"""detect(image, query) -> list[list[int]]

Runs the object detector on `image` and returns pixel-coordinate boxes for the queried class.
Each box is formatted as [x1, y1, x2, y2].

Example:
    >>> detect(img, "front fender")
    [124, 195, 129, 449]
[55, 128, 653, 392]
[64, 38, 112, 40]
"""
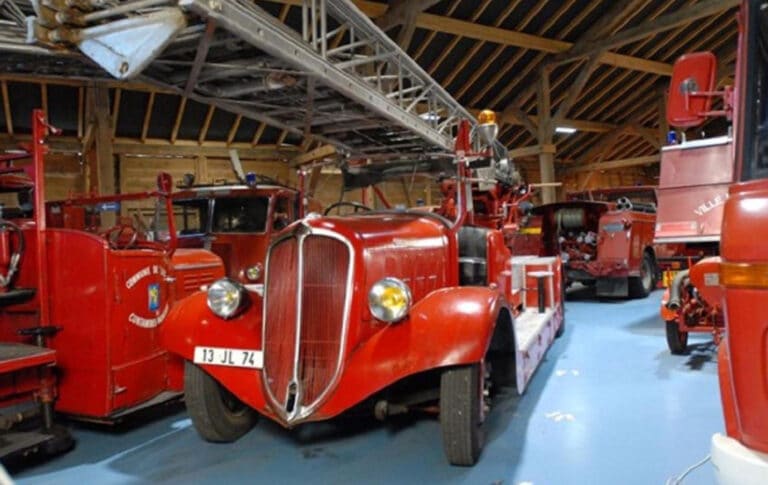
[160, 291, 264, 359]
[322, 286, 507, 416]
[160, 290, 269, 412]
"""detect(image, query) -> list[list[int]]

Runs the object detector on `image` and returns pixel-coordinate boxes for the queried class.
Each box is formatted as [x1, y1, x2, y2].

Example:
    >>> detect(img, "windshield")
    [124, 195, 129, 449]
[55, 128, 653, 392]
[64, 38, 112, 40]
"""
[212, 196, 270, 233]
[743, 0, 768, 180]
[172, 199, 209, 234]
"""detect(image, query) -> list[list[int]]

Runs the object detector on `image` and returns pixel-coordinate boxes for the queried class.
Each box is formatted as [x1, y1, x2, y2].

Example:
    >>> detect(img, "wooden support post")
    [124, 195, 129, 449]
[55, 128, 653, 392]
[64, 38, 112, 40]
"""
[92, 84, 116, 225]
[537, 68, 556, 204]
[195, 155, 209, 184]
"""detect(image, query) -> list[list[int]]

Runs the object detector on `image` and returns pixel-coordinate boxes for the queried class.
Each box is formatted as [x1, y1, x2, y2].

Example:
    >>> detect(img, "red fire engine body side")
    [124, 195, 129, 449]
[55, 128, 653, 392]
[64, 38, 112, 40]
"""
[163, 212, 563, 425]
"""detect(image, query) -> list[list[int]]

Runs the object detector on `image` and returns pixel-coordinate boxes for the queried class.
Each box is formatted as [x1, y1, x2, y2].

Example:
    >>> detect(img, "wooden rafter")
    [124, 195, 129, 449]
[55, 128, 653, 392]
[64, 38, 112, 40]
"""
[561, 155, 660, 174]
[251, 122, 266, 146]
[1, 81, 12, 136]
[425, 0, 493, 75]
[227, 114, 243, 145]
[552, 0, 740, 66]
[170, 97, 187, 144]
[439, 0, 524, 89]
[375, 0, 441, 49]
[198, 105, 216, 144]
[140, 91, 156, 142]
[411, 0, 461, 62]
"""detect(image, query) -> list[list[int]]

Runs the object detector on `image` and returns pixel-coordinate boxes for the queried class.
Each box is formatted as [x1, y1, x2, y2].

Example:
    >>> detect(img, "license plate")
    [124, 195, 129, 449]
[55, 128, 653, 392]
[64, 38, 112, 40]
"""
[193, 346, 263, 369]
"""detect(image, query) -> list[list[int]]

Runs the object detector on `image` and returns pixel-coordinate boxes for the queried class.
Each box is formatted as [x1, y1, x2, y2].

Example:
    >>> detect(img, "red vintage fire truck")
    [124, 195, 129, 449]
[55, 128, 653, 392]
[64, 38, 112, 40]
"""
[162, 113, 565, 466]
[0, 111, 226, 431]
[512, 187, 659, 298]
[655, 52, 734, 354]
[171, 176, 318, 285]
[672, 1, 768, 481]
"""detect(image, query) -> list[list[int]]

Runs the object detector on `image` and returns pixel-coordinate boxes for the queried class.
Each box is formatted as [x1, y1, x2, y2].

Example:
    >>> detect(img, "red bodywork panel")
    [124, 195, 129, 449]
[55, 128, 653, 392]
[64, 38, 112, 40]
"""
[719, 179, 768, 453]
[656, 137, 734, 244]
[0, 228, 224, 419]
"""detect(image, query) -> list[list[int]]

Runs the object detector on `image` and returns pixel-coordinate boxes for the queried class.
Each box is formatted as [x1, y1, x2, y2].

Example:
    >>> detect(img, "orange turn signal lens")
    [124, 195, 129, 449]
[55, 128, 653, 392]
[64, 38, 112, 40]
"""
[478, 109, 497, 125]
[720, 263, 768, 289]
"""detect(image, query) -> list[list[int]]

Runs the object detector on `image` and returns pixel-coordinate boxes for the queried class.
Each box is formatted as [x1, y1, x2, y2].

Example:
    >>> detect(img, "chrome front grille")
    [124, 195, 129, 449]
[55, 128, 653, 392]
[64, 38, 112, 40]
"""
[263, 228, 352, 423]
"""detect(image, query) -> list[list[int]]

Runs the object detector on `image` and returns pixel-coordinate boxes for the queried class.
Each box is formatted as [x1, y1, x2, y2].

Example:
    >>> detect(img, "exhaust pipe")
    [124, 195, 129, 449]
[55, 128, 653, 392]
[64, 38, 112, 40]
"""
[666, 269, 690, 310]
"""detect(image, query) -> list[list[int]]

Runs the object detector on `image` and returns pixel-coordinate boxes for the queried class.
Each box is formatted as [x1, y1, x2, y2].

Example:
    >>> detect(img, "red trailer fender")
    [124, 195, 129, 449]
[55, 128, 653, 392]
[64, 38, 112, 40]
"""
[689, 256, 725, 307]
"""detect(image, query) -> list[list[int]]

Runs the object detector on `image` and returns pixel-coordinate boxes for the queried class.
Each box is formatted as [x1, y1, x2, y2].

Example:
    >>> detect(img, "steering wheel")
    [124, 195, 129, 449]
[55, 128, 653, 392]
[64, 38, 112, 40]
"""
[323, 201, 374, 216]
[101, 224, 139, 249]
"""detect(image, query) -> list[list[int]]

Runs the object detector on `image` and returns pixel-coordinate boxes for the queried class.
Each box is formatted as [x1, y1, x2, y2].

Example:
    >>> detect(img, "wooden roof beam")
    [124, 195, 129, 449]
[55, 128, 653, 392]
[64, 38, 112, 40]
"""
[560, 155, 660, 174]
[271, 0, 672, 75]
[552, 0, 740, 66]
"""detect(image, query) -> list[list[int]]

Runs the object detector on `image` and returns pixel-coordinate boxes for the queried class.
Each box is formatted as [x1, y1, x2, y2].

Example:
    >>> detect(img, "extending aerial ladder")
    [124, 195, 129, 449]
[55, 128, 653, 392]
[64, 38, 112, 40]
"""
[0, 0, 496, 161]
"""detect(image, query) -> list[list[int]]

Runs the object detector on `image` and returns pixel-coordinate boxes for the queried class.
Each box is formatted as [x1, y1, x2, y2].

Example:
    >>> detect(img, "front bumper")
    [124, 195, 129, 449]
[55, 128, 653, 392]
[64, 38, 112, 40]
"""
[712, 433, 768, 485]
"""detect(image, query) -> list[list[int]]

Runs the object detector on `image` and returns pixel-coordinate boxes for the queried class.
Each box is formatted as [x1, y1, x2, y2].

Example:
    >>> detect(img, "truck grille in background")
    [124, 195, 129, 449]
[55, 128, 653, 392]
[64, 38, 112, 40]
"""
[263, 233, 350, 419]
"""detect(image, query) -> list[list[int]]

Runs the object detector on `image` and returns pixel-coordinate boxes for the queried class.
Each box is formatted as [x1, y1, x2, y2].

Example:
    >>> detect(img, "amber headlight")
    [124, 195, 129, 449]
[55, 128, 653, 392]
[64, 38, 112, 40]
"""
[368, 277, 412, 323]
[207, 278, 247, 319]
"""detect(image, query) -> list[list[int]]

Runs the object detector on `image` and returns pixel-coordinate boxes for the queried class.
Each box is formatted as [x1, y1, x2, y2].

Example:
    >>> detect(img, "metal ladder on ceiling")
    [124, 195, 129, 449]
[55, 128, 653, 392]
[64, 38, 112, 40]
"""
[1, 0, 483, 161]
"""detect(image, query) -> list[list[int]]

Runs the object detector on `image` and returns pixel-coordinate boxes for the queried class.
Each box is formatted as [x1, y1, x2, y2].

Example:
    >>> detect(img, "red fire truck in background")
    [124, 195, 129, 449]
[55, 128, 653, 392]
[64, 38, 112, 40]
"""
[171, 176, 320, 286]
[662, 1, 768, 482]
[655, 51, 733, 354]
[510, 186, 659, 299]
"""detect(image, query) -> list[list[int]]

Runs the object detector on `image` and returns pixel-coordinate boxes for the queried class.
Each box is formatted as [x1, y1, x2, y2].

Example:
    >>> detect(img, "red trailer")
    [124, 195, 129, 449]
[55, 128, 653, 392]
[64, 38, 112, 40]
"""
[655, 52, 734, 354]
[514, 187, 659, 299]
[161, 114, 564, 466]
[0, 111, 226, 424]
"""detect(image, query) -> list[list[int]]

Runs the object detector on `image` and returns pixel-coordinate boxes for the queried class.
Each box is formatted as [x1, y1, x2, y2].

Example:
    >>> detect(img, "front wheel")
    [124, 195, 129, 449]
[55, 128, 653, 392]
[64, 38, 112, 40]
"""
[440, 364, 485, 466]
[184, 362, 257, 442]
[629, 252, 655, 299]
[665, 321, 689, 355]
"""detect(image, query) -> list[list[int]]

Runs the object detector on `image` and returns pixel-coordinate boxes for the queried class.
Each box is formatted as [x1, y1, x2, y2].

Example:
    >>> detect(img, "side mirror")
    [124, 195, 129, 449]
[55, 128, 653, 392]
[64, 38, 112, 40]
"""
[667, 52, 717, 128]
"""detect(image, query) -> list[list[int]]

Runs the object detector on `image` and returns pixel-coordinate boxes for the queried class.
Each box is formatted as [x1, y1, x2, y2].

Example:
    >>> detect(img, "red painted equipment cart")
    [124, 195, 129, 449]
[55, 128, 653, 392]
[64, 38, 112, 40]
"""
[0, 111, 73, 461]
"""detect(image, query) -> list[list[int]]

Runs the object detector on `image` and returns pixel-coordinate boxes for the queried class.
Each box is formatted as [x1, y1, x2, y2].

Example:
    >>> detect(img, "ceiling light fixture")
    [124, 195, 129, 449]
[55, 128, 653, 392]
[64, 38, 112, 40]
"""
[555, 126, 577, 134]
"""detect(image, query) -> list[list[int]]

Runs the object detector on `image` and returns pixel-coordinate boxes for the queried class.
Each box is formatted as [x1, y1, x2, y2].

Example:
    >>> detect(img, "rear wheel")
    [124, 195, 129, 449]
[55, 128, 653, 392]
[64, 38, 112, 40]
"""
[665, 321, 689, 355]
[440, 363, 484, 466]
[184, 362, 257, 442]
[629, 252, 655, 298]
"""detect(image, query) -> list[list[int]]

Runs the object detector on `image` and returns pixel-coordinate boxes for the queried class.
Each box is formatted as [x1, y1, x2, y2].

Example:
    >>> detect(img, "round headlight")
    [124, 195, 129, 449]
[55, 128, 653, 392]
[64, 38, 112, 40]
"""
[207, 278, 247, 319]
[245, 263, 263, 282]
[368, 277, 412, 323]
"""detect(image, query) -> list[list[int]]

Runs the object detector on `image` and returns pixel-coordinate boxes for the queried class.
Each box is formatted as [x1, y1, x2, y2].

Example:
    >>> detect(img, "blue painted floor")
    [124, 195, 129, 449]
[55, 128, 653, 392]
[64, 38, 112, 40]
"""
[13, 288, 722, 484]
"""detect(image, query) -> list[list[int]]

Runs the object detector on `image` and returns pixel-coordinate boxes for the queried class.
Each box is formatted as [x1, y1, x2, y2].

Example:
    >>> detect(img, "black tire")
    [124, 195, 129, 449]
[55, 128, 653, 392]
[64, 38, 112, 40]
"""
[184, 361, 257, 442]
[666, 321, 689, 355]
[629, 252, 655, 299]
[440, 364, 484, 466]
